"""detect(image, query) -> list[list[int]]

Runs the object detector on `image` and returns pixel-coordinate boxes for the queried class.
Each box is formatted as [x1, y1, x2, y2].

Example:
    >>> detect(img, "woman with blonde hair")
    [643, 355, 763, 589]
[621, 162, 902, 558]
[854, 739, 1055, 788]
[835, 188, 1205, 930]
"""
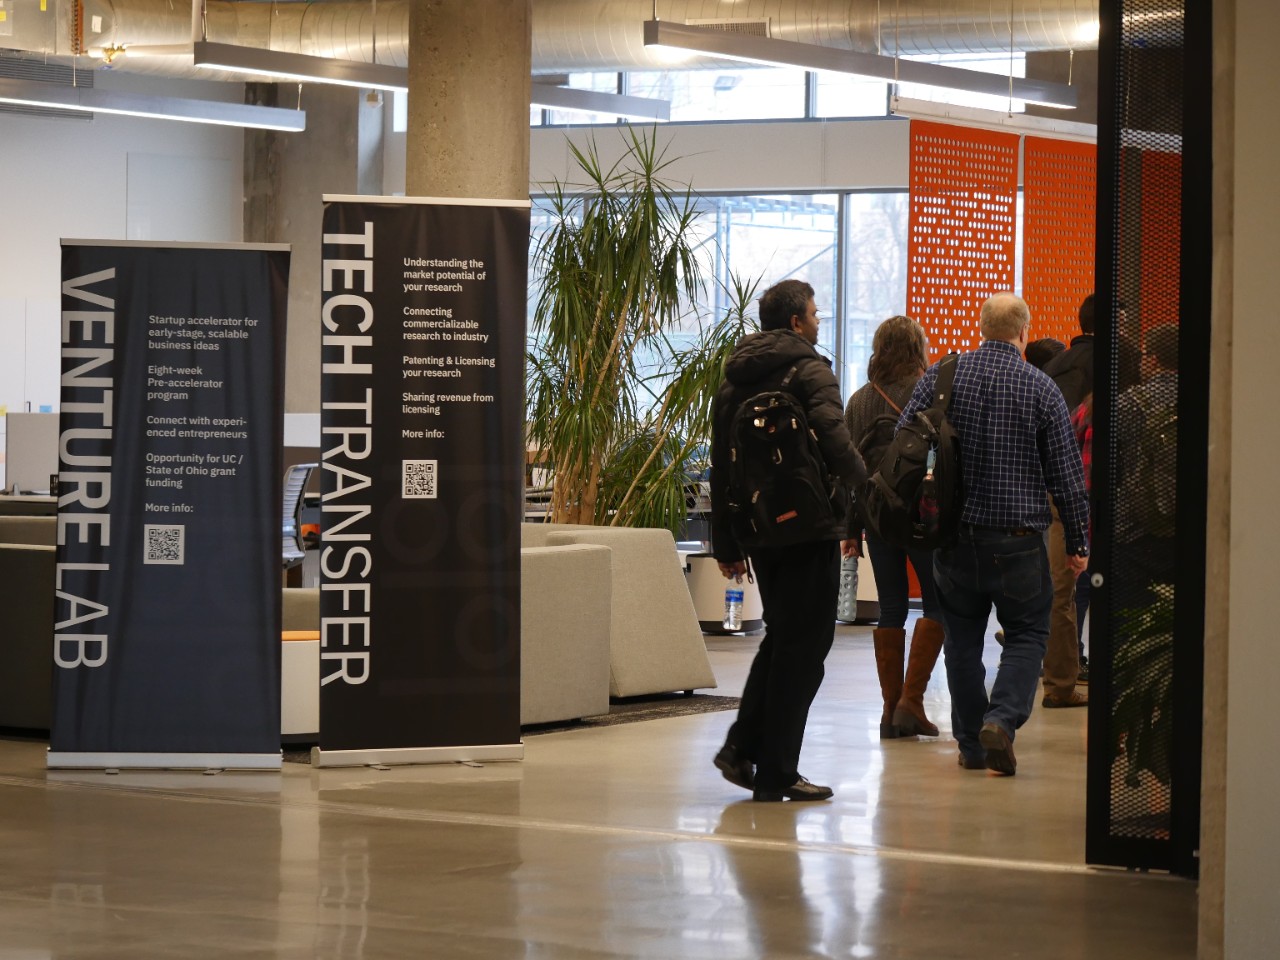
[844, 315, 947, 739]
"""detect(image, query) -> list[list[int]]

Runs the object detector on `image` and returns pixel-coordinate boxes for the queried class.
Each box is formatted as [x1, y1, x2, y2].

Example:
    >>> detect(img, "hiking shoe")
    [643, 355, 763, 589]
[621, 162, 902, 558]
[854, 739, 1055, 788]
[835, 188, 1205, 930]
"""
[979, 722, 1017, 776]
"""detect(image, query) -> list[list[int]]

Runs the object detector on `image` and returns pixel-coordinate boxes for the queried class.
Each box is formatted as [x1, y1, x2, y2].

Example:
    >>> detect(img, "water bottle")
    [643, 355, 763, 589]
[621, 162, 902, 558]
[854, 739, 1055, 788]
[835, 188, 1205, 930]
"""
[723, 585, 744, 632]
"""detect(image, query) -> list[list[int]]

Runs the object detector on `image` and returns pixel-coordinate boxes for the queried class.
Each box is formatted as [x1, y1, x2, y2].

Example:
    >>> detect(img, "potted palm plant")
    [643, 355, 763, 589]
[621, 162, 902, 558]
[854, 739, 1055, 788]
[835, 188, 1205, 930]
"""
[527, 128, 757, 536]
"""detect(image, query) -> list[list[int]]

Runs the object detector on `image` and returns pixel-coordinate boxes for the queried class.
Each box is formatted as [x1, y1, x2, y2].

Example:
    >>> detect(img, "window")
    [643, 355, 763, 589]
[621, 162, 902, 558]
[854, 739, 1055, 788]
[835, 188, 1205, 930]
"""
[814, 74, 889, 118]
[626, 68, 807, 122]
[841, 192, 910, 392]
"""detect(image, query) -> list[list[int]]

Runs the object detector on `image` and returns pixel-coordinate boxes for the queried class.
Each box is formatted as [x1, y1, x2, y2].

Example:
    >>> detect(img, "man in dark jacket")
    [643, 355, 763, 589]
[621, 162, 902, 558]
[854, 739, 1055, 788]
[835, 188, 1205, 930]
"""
[709, 279, 865, 802]
[1043, 295, 1096, 410]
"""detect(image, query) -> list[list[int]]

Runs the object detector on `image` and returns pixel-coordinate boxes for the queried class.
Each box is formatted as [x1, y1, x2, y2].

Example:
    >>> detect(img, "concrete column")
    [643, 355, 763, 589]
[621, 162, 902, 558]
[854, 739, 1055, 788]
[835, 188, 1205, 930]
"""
[244, 83, 386, 415]
[405, 0, 531, 201]
[1203, 1, 1280, 957]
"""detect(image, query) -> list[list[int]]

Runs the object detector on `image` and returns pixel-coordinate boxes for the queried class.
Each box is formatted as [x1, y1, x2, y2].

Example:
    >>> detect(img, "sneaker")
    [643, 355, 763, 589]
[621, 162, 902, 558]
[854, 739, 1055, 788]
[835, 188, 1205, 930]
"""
[978, 722, 1016, 776]
[1077, 656, 1090, 685]
[752, 776, 834, 802]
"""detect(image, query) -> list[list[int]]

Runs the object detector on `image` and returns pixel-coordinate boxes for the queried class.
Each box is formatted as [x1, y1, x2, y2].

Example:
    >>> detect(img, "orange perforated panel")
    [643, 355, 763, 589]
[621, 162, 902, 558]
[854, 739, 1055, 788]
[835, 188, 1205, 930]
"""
[1138, 148, 1182, 331]
[1022, 137, 1098, 343]
[906, 120, 1019, 360]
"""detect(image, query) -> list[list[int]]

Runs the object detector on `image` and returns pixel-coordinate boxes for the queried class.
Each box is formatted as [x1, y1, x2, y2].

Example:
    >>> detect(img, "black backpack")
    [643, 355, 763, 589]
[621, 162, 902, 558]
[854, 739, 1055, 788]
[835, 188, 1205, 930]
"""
[726, 367, 838, 549]
[853, 385, 904, 529]
[861, 354, 962, 550]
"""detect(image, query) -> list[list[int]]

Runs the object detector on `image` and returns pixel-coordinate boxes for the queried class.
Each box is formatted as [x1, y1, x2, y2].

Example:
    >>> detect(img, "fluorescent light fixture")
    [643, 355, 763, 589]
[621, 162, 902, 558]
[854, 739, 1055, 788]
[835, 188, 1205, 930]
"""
[643, 20, 1079, 110]
[194, 41, 408, 92]
[0, 76, 306, 131]
[193, 41, 670, 119]
[890, 96, 1096, 143]
[531, 83, 670, 122]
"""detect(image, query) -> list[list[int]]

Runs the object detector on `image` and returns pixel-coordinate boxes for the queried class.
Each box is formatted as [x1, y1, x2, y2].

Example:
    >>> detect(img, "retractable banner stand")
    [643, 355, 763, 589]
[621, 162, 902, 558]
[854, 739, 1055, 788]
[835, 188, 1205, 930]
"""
[49, 241, 289, 770]
[315, 197, 529, 767]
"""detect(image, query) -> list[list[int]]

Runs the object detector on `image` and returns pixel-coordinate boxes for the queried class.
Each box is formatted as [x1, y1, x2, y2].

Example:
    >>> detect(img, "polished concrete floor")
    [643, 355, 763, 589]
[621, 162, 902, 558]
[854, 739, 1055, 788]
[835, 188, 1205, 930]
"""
[0, 621, 1196, 959]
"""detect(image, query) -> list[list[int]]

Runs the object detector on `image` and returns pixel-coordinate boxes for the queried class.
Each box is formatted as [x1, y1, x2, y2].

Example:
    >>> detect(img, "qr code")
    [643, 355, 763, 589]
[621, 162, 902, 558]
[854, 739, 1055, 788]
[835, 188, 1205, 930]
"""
[144, 524, 185, 565]
[402, 459, 438, 499]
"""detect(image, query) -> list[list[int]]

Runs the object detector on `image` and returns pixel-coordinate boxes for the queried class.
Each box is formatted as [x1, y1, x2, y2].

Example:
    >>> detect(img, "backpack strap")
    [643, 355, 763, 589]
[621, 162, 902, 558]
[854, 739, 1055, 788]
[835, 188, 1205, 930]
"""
[871, 382, 904, 416]
[930, 353, 960, 414]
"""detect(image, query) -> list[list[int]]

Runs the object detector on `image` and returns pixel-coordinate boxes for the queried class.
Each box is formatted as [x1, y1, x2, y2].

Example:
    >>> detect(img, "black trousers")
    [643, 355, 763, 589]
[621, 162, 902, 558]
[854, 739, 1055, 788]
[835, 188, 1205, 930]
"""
[725, 538, 841, 792]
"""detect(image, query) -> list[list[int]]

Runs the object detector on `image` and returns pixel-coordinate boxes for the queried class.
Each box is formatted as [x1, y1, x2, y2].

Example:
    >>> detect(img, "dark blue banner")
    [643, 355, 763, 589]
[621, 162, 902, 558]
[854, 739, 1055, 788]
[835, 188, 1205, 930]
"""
[50, 241, 288, 767]
[317, 198, 528, 763]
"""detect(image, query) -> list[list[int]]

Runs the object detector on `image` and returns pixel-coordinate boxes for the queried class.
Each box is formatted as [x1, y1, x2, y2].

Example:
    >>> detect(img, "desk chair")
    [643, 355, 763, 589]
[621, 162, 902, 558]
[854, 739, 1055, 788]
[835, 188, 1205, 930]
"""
[282, 462, 318, 587]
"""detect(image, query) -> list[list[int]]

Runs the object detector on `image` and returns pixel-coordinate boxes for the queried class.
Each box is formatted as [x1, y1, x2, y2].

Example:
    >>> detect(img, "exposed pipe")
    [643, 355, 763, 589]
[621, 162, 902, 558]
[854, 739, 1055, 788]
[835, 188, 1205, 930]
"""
[16, 0, 1103, 80]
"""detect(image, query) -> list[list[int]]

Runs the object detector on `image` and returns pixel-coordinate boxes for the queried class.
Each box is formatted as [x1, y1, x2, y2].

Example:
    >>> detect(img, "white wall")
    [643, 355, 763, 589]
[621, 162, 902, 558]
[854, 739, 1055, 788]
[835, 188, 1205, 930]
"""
[0, 71, 245, 416]
[529, 117, 911, 193]
[382, 116, 911, 197]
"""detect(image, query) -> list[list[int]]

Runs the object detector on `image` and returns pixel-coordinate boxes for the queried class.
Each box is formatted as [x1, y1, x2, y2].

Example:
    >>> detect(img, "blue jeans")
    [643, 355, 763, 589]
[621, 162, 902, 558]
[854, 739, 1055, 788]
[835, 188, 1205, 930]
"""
[932, 527, 1052, 762]
[865, 531, 942, 627]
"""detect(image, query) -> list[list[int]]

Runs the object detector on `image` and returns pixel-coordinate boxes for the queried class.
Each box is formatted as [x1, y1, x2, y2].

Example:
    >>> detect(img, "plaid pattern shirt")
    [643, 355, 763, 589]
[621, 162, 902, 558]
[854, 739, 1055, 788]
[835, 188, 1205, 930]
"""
[900, 339, 1090, 555]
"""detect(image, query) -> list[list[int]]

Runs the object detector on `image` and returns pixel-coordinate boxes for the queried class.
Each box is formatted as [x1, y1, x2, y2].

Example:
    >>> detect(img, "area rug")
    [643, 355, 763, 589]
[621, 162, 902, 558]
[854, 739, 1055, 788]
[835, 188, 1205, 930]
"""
[524, 693, 741, 736]
[281, 693, 741, 761]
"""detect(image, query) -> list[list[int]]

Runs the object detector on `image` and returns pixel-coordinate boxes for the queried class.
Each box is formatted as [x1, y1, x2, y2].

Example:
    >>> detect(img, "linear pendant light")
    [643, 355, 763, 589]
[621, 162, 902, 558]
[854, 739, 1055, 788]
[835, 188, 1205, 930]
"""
[532, 82, 670, 122]
[642, 20, 1079, 110]
[193, 41, 669, 121]
[0, 76, 306, 131]
[890, 96, 1097, 142]
[194, 41, 408, 93]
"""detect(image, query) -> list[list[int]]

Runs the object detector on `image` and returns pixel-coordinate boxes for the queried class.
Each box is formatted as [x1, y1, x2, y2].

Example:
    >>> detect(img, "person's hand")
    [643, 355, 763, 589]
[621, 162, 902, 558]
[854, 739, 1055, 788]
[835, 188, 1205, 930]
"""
[1067, 553, 1089, 576]
[840, 538, 862, 559]
[718, 560, 748, 580]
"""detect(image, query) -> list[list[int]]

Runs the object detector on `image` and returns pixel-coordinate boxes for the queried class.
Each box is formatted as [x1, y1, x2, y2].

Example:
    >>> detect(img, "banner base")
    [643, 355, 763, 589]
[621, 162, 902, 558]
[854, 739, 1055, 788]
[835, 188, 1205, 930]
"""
[46, 751, 282, 771]
[310, 742, 524, 769]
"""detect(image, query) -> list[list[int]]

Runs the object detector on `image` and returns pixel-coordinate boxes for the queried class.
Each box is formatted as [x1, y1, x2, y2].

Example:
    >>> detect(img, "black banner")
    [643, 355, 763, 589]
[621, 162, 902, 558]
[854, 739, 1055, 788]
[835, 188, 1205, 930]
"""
[317, 197, 528, 761]
[50, 241, 288, 767]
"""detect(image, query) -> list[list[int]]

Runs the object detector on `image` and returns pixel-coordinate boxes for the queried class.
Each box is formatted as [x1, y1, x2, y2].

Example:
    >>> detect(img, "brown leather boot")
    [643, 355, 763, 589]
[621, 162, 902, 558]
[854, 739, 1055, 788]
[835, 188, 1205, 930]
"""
[872, 628, 906, 739]
[892, 618, 945, 737]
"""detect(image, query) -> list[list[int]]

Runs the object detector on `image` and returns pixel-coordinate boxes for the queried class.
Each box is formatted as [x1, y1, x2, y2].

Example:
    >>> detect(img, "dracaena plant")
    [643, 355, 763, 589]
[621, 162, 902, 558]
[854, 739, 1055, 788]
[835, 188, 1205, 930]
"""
[527, 127, 757, 535]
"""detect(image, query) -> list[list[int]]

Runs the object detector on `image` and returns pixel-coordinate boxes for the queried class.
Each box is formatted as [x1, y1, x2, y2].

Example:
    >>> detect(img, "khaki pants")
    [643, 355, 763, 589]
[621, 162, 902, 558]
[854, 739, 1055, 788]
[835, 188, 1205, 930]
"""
[1042, 500, 1080, 699]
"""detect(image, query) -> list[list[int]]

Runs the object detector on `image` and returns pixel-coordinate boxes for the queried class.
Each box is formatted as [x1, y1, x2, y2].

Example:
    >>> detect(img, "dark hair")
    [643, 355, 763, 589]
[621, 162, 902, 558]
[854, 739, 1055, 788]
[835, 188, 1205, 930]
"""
[759, 279, 815, 331]
[1078, 294, 1096, 335]
[867, 315, 928, 383]
[1025, 337, 1066, 370]
[1145, 323, 1179, 371]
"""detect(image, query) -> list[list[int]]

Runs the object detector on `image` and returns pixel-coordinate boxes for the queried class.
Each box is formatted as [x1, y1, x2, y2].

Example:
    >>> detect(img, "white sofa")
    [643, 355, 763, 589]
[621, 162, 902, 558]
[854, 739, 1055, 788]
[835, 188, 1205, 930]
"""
[281, 586, 321, 740]
[523, 523, 718, 698]
[279, 539, 616, 734]
[519, 544, 611, 725]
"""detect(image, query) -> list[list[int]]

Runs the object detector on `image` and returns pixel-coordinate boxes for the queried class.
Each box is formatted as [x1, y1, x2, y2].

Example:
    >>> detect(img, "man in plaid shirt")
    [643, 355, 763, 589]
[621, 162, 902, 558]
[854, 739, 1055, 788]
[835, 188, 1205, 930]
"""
[899, 293, 1089, 775]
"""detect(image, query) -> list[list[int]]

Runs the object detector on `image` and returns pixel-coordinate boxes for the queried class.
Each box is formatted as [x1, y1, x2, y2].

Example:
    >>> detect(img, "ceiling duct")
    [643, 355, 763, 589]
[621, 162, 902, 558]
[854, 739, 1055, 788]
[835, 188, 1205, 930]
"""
[0, 49, 93, 120]
[5, 0, 1101, 81]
